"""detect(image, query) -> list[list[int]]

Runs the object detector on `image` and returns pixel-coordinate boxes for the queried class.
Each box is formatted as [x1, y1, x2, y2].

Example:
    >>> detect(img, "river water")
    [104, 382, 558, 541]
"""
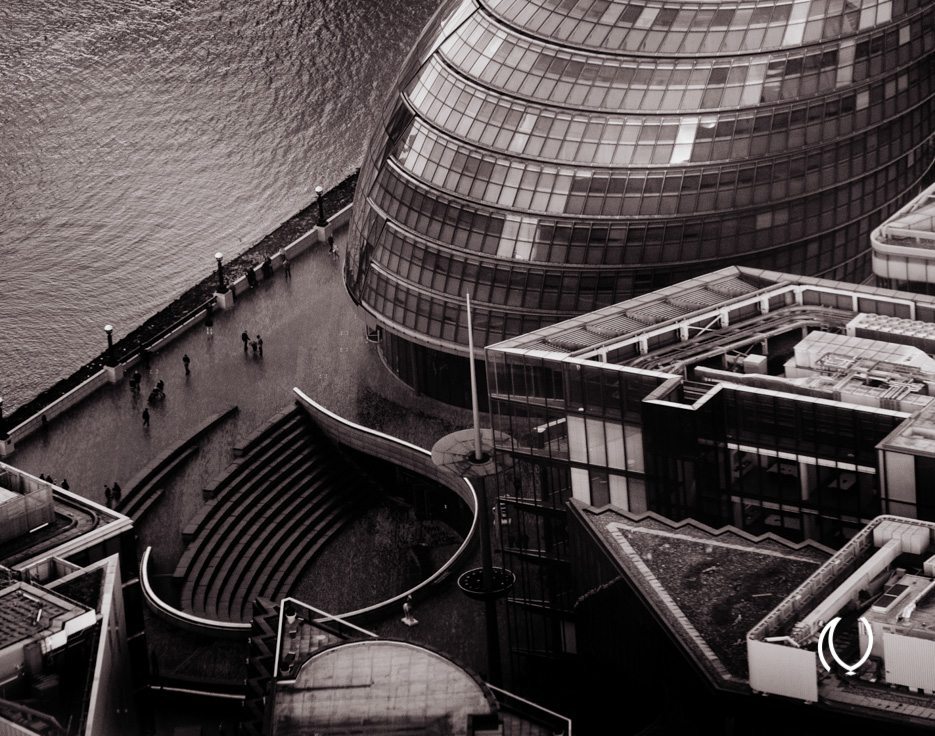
[0, 0, 439, 411]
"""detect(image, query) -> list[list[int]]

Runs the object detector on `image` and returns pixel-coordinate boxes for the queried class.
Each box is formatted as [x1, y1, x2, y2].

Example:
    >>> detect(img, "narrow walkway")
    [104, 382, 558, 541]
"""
[9, 229, 470, 509]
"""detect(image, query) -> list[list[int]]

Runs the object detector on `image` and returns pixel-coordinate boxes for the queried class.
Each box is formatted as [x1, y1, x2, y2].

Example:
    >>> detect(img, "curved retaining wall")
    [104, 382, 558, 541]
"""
[141, 393, 478, 637]
[292, 388, 479, 625]
[140, 546, 250, 639]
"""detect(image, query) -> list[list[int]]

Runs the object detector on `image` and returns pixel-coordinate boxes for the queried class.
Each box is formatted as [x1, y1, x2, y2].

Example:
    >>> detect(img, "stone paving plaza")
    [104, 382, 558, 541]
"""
[6, 225, 508, 690]
[11, 227, 471, 504]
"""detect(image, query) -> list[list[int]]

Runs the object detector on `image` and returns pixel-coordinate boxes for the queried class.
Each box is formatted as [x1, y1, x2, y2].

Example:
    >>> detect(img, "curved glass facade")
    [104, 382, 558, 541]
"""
[347, 0, 935, 406]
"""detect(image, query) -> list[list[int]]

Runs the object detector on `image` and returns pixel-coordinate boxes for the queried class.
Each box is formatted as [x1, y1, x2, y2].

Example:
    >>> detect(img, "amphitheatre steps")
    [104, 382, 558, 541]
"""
[174, 406, 379, 623]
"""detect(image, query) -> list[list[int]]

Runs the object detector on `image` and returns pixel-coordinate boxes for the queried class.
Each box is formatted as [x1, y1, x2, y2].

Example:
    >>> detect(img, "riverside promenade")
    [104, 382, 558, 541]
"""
[9, 226, 470, 506]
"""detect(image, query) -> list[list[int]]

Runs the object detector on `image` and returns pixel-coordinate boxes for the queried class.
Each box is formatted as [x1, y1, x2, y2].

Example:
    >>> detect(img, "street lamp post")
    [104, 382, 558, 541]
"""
[315, 185, 326, 227]
[104, 324, 115, 367]
[215, 251, 227, 293]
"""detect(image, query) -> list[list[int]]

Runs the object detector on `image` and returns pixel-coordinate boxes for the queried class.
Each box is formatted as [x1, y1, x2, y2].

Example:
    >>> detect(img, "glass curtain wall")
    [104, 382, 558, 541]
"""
[348, 0, 935, 406]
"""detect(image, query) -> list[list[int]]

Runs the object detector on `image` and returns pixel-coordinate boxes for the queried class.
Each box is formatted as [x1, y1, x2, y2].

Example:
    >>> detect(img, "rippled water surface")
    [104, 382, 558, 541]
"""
[0, 0, 439, 410]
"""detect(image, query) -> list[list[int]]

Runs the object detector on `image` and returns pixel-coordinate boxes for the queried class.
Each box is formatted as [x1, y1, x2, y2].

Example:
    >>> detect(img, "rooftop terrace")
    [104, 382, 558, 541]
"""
[0, 466, 128, 571]
[0, 582, 91, 651]
[872, 182, 935, 252]
[571, 502, 829, 686]
[489, 267, 935, 373]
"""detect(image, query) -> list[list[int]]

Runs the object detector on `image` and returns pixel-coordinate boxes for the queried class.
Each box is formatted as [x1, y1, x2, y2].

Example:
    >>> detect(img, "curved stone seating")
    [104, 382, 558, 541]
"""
[228, 484, 369, 622]
[183, 453, 320, 615]
[177, 410, 312, 557]
[174, 406, 378, 622]
[175, 439, 314, 580]
[199, 465, 332, 619]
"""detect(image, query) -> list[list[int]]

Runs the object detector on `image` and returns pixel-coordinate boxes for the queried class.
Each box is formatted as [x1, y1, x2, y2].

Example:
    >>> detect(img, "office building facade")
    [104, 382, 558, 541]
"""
[346, 0, 935, 406]
[485, 267, 935, 677]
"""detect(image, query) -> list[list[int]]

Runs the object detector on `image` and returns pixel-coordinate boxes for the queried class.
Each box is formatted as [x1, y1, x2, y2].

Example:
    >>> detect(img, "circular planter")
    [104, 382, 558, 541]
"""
[457, 567, 515, 600]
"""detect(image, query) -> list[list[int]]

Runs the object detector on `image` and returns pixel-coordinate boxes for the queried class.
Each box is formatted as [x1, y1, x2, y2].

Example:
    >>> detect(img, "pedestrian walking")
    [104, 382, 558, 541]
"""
[256, 335, 263, 357]
[262, 254, 273, 279]
[112, 482, 122, 504]
[205, 303, 214, 337]
[142, 408, 150, 428]
[281, 252, 291, 279]
[104, 485, 113, 508]
[250, 339, 258, 356]
[183, 354, 191, 375]
[241, 330, 249, 352]
[61, 479, 70, 490]
[246, 266, 258, 289]
[328, 235, 337, 257]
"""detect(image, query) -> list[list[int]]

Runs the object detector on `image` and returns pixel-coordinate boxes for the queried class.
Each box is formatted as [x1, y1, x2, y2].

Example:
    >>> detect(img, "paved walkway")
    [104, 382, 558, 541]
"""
[9, 226, 527, 732]
[9, 227, 471, 508]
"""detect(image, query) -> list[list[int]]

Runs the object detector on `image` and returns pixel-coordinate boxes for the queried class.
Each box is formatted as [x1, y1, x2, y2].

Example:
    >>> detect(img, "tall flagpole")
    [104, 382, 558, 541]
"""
[431, 292, 512, 686]
[466, 292, 483, 462]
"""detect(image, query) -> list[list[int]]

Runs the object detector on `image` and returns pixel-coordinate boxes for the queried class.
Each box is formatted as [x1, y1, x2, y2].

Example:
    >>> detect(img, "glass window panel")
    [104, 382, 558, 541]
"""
[625, 425, 644, 471]
[609, 474, 629, 510]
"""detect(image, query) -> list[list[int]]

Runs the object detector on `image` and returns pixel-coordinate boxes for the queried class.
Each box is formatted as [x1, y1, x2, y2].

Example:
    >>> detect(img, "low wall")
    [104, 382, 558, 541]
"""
[293, 388, 479, 625]
[140, 547, 250, 639]
[226, 202, 353, 299]
[3, 202, 354, 456]
[8, 370, 111, 443]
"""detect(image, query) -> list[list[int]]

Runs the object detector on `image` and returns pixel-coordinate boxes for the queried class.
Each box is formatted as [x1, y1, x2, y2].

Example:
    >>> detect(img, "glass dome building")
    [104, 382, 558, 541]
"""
[346, 0, 935, 407]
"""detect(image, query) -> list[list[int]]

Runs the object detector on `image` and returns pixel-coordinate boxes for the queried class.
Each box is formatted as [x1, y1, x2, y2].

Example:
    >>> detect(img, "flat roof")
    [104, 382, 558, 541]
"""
[748, 516, 935, 726]
[0, 582, 90, 651]
[571, 502, 829, 684]
[872, 183, 935, 251]
[0, 464, 129, 569]
[488, 267, 771, 356]
[488, 267, 935, 365]
[879, 402, 935, 457]
[866, 573, 935, 636]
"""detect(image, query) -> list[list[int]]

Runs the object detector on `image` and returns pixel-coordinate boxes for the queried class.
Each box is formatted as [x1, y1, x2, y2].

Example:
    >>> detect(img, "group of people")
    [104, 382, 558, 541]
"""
[129, 369, 166, 406]
[129, 236, 324, 431]
[132, 370, 164, 428]
[37, 473, 68, 490]
[240, 236, 339, 294]
[245, 250, 293, 288]
[103, 482, 123, 508]
[36, 473, 124, 508]
[245, 254, 272, 288]
[241, 330, 264, 357]
[147, 380, 166, 406]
